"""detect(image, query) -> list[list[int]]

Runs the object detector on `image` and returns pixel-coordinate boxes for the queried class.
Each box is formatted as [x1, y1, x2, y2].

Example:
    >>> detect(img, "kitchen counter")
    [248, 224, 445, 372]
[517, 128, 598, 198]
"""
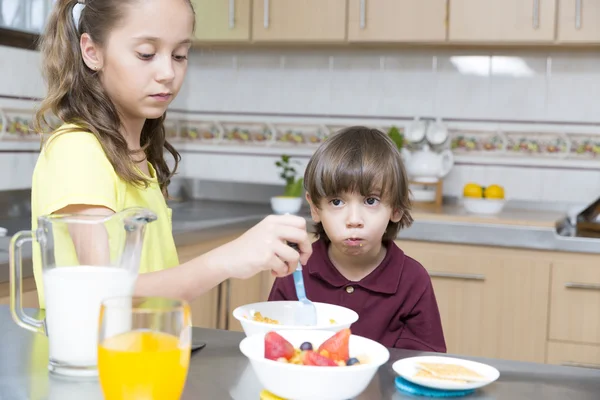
[1, 306, 599, 400]
[1, 198, 598, 285]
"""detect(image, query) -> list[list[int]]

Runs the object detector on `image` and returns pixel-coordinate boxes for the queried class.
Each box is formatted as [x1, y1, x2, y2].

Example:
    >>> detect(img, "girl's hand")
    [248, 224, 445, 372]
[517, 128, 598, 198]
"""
[215, 214, 312, 280]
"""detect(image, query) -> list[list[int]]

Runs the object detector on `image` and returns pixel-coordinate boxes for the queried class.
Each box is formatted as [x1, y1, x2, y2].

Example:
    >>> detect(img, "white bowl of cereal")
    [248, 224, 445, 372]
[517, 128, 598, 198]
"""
[232, 301, 359, 337]
[239, 329, 389, 400]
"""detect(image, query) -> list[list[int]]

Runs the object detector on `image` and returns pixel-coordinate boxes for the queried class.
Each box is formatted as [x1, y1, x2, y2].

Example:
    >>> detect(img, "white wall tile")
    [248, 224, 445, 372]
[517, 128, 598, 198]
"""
[329, 53, 382, 115]
[185, 51, 237, 112]
[434, 54, 492, 119]
[0, 46, 44, 98]
[279, 53, 332, 114]
[233, 52, 283, 113]
[539, 169, 600, 204]
[546, 54, 600, 123]
[488, 54, 548, 120]
[379, 53, 435, 117]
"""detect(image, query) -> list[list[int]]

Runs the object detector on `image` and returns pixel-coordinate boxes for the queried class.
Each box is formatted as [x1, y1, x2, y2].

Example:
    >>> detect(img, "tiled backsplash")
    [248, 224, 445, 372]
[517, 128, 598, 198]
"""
[1, 45, 599, 207]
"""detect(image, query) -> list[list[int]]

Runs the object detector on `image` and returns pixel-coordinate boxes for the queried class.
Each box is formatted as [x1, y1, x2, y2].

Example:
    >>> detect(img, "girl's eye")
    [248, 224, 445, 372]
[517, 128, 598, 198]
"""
[365, 197, 380, 206]
[173, 54, 188, 61]
[330, 199, 343, 207]
[138, 53, 155, 60]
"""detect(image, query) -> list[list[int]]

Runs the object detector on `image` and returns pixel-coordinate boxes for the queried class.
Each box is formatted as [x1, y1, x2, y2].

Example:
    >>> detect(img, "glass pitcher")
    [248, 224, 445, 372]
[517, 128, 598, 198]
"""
[9, 207, 157, 377]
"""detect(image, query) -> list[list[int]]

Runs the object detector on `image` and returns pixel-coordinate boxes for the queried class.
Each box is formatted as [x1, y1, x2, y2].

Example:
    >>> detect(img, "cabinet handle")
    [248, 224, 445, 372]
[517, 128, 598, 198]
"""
[229, 0, 235, 29]
[360, 0, 366, 29]
[428, 271, 485, 281]
[562, 361, 600, 370]
[564, 282, 600, 291]
[532, 0, 540, 29]
[575, 0, 582, 30]
[264, 0, 270, 29]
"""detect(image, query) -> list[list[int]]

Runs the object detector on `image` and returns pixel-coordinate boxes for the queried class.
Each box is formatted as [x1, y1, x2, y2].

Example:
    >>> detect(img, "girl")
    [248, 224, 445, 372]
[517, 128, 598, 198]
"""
[31, 0, 312, 308]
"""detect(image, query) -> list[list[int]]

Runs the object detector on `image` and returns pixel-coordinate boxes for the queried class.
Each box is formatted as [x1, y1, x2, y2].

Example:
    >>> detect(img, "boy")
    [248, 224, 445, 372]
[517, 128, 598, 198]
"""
[269, 126, 446, 352]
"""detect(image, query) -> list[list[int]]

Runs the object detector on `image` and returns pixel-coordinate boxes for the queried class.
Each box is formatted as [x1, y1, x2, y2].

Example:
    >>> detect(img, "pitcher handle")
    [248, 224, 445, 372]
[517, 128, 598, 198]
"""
[10, 230, 45, 335]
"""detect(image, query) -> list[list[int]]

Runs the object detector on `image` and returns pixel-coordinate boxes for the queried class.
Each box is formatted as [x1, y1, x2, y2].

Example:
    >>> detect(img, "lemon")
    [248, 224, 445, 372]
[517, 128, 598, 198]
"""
[484, 184, 505, 199]
[463, 183, 483, 198]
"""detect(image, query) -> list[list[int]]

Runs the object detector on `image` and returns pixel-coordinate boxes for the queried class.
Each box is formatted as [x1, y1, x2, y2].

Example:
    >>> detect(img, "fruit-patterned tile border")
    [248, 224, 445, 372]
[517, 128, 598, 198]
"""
[504, 132, 570, 158]
[450, 129, 505, 153]
[568, 134, 600, 158]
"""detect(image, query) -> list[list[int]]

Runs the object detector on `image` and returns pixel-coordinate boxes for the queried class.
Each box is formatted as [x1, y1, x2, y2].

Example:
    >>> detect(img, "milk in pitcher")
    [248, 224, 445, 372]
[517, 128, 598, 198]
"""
[43, 266, 137, 366]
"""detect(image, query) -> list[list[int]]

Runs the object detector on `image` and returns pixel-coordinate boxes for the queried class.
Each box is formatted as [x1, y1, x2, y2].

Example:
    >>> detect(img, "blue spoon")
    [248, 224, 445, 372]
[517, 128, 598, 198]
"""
[288, 243, 317, 326]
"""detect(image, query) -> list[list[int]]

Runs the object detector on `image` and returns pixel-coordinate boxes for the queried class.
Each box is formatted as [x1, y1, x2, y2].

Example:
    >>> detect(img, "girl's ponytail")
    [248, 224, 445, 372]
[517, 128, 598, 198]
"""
[35, 0, 83, 131]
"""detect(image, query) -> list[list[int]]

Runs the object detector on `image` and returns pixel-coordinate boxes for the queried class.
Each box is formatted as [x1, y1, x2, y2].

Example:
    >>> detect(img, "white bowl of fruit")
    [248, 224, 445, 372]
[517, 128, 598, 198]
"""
[239, 329, 390, 400]
[232, 301, 359, 337]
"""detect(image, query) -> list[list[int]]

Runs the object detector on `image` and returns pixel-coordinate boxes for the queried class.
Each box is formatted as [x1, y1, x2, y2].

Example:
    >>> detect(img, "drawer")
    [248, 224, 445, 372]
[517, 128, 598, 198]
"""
[550, 261, 600, 344]
[547, 341, 600, 370]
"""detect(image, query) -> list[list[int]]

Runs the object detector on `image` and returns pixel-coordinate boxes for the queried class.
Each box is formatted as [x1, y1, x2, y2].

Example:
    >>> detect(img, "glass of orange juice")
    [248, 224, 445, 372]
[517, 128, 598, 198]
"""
[97, 297, 191, 400]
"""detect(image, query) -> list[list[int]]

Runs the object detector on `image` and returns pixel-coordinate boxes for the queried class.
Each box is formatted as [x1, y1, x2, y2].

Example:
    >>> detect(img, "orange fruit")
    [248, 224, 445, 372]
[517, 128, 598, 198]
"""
[463, 183, 483, 198]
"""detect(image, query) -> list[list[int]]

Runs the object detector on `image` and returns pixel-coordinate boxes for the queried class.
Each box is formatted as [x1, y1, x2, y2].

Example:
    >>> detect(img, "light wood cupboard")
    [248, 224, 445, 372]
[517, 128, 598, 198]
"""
[448, 0, 557, 43]
[191, 0, 251, 42]
[348, 0, 448, 42]
[549, 256, 600, 345]
[557, 0, 600, 43]
[546, 341, 600, 369]
[0, 277, 39, 309]
[176, 229, 244, 329]
[396, 240, 551, 363]
[252, 0, 347, 42]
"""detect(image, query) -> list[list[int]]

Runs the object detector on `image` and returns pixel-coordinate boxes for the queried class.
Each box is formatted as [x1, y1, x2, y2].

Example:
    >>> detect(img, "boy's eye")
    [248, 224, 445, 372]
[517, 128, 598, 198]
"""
[365, 197, 380, 205]
[138, 53, 155, 60]
[173, 54, 188, 61]
[330, 199, 343, 207]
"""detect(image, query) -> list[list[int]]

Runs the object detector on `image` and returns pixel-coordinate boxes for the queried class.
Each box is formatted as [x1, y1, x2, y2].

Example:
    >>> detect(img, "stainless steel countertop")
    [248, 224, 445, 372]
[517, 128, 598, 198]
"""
[1, 199, 599, 284]
[1, 306, 600, 400]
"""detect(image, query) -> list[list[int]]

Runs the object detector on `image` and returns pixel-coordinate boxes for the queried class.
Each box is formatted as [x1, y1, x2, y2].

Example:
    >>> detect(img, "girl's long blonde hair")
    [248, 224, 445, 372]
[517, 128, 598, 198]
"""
[34, 0, 194, 196]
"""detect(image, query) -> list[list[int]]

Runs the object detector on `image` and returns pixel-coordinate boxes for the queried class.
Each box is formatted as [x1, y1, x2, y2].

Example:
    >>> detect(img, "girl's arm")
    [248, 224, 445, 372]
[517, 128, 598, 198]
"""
[57, 205, 312, 301]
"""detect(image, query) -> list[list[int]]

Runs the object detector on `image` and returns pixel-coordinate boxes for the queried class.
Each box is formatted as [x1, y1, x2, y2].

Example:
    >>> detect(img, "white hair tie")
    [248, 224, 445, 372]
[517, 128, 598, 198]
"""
[73, 1, 85, 29]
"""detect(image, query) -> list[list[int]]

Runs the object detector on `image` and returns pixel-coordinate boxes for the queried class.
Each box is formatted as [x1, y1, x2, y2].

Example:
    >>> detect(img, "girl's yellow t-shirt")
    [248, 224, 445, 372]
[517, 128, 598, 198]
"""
[30, 124, 179, 308]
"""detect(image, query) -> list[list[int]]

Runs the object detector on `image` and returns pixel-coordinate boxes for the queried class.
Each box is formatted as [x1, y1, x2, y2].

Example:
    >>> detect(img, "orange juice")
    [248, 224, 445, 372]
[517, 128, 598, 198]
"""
[98, 330, 190, 400]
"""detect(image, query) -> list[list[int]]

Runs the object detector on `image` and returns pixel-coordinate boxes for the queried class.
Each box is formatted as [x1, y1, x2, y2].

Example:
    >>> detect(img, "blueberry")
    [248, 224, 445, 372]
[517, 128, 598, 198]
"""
[299, 342, 313, 351]
[346, 357, 360, 366]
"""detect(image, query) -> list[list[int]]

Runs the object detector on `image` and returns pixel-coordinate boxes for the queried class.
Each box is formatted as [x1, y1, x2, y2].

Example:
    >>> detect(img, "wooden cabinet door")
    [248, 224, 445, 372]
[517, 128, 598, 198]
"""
[397, 241, 551, 363]
[557, 0, 600, 43]
[547, 341, 600, 369]
[252, 0, 347, 42]
[448, 0, 557, 43]
[348, 0, 447, 42]
[177, 230, 244, 329]
[549, 256, 600, 345]
[191, 0, 251, 42]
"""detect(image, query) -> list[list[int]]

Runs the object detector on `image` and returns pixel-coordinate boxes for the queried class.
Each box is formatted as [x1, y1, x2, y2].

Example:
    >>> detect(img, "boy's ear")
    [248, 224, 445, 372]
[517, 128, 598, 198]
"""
[306, 193, 321, 223]
[391, 209, 403, 223]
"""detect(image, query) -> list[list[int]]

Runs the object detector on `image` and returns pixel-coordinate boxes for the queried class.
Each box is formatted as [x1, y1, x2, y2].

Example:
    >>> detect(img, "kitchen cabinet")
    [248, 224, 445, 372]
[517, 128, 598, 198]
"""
[549, 255, 600, 345]
[191, 0, 251, 42]
[348, 0, 447, 42]
[252, 0, 347, 42]
[448, 0, 557, 43]
[396, 240, 551, 363]
[557, 0, 600, 43]
[546, 341, 600, 369]
[176, 229, 244, 329]
[0, 276, 39, 309]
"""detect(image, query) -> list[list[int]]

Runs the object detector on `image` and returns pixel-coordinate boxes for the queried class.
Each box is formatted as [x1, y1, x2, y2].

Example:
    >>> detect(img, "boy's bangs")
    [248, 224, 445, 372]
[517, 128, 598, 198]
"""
[313, 151, 395, 201]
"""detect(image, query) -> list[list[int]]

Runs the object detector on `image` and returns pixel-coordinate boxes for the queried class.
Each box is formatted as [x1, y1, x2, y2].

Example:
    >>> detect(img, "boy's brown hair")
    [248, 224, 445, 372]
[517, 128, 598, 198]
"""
[304, 126, 413, 243]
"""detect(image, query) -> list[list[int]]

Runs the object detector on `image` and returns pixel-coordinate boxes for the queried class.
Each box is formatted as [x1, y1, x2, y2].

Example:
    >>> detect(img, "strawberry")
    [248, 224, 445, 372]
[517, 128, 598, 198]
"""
[317, 328, 351, 362]
[264, 332, 294, 361]
[302, 350, 338, 366]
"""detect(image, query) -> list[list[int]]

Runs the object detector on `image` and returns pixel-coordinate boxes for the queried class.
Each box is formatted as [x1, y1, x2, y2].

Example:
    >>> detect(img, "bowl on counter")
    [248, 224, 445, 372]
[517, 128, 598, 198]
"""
[239, 329, 389, 400]
[463, 198, 506, 215]
[232, 301, 358, 337]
